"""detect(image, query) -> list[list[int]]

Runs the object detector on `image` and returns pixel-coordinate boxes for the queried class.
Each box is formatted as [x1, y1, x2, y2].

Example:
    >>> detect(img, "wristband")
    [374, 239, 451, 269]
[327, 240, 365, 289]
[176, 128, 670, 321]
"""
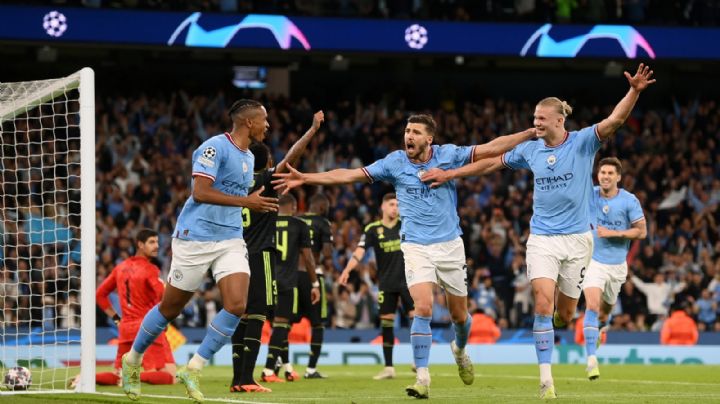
[112, 314, 121, 325]
[312, 281, 320, 288]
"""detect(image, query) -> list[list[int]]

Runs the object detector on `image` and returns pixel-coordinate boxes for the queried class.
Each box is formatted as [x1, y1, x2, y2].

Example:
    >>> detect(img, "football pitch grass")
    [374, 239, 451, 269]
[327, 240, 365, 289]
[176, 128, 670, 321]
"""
[10, 364, 720, 403]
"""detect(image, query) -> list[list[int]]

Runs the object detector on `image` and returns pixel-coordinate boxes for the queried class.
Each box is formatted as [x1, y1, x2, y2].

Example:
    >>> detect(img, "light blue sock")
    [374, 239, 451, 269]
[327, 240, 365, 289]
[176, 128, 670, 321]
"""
[132, 305, 169, 354]
[197, 309, 241, 360]
[453, 312, 472, 350]
[584, 310, 599, 356]
[410, 315, 432, 368]
[533, 314, 553, 365]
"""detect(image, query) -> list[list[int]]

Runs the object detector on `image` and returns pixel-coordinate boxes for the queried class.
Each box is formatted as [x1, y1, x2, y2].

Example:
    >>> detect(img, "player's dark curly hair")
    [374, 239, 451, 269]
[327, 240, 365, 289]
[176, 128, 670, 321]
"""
[136, 228, 158, 245]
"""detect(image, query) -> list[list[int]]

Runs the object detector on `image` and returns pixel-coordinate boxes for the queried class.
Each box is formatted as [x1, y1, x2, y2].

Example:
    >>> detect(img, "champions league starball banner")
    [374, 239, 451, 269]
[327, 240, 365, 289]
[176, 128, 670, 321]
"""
[1, 5, 719, 60]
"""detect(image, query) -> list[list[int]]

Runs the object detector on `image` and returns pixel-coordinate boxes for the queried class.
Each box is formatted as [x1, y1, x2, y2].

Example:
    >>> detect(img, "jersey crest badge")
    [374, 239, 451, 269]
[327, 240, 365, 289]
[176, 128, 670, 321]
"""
[242, 162, 249, 172]
[602, 205, 610, 214]
[417, 169, 426, 179]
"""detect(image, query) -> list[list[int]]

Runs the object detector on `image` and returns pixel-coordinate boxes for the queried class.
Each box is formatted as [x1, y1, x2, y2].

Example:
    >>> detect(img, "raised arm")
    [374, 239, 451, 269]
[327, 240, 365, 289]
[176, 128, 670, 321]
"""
[276, 111, 324, 174]
[272, 164, 369, 194]
[421, 155, 506, 188]
[596, 63, 656, 140]
[472, 128, 536, 160]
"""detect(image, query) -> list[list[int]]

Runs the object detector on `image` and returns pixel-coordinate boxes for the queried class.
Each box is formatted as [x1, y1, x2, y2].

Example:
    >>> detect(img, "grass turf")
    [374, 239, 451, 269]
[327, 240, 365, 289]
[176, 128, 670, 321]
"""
[6, 364, 720, 403]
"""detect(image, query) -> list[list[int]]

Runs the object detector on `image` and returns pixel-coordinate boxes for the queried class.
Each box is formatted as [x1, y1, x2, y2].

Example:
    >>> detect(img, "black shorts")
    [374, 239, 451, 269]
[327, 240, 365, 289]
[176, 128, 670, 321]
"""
[294, 271, 327, 326]
[379, 287, 414, 316]
[275, 288, 294, 320]
[246, 249, 277, 315]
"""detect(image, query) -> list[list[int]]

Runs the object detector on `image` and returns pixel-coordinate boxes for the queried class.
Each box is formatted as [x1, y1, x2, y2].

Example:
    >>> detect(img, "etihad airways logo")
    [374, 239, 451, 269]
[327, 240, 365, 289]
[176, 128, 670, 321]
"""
[521, 24, 655, 59]
[535, 173, 574, 191]
[168, 12, 311, 50]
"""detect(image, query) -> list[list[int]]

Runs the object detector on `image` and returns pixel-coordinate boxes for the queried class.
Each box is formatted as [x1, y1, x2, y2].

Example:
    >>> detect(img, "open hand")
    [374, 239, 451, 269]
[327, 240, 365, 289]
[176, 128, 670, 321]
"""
[244, 186, 279, 212]
[272, 163, 305, 194]
[421, 167, 453, 188]
[625, 63, 656, 92]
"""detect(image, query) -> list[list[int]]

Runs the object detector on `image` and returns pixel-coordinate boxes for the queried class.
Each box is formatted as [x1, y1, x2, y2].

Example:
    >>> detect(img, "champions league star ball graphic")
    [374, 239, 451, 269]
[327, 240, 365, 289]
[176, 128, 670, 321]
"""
[43, 11, 68, 38]
[4, 366, 32, 391]
[405, 24, 428, 50]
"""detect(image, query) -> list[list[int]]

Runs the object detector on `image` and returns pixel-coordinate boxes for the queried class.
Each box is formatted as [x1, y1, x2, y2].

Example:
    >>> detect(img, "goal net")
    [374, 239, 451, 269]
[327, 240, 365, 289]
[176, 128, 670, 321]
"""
[0, 68, 95, 394]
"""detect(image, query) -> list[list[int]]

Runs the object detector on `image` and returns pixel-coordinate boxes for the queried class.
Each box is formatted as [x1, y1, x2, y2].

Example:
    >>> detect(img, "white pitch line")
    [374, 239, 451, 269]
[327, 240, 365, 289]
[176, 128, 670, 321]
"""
[327, 371, 720, 387]
[97, 391, 288, 404]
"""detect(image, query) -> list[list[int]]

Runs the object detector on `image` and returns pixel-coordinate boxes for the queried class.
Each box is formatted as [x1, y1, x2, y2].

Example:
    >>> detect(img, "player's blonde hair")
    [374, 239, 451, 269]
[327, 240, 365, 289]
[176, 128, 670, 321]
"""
[537, 97, 573, 118]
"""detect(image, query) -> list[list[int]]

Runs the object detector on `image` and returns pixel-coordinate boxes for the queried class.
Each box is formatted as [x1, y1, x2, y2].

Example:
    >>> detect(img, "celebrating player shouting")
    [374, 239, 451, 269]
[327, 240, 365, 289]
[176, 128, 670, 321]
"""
[273, 115, 535, 399]
[121, 99, 279, 403]
[421, 63, 656, 399]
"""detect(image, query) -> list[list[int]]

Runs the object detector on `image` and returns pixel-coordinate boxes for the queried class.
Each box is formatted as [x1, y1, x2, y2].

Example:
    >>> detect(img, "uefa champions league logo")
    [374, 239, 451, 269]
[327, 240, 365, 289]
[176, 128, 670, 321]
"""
[43, 11, 67, 38]
[520, 24, 655, 59]
[405, 24, 428, 50]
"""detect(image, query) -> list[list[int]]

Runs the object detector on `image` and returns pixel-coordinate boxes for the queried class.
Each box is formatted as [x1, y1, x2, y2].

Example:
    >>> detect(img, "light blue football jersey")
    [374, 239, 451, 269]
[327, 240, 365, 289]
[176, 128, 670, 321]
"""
[502, 124, 601, 235]
[590, 186, 645, 265]
[174, 133, 255, 241]
[362, 144, 475, 245]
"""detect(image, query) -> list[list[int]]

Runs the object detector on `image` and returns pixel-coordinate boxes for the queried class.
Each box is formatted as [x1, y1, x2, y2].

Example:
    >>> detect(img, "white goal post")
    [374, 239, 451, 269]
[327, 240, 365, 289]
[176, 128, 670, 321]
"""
[0, 68, 95, 394]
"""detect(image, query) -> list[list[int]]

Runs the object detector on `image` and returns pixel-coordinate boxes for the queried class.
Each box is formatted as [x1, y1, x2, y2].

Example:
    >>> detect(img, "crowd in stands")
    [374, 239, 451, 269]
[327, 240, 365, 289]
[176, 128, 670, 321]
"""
[16, 0, 720, 26]
[0, 86, 718, 341]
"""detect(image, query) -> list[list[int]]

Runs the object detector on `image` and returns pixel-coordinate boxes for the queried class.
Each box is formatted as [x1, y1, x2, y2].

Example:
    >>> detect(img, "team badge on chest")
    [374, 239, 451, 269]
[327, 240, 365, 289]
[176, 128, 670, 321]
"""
[602, 205, 610, 214]
[417, 169, 426, 179]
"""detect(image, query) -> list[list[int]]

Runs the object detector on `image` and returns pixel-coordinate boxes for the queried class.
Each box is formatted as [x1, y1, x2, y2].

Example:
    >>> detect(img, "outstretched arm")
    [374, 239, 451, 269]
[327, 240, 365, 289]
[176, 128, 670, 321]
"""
[597, 63, 656, 140]
[193, 178, 278, 212]
[421, 155, 506, 188]
[272, 164, 369, 194]
[276, 111, 324, 174]
[472, 128, 536, 160]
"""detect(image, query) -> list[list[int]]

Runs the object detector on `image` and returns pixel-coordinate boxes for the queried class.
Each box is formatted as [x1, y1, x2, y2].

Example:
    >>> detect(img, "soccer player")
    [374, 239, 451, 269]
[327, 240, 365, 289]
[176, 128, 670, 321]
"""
[273, 115, 535, 398]
[230, 111, 324, 393]
[421, 63, 656, 399]
[339, 192, 414, 380]
[297, 194, 333, 379]
[582, 157, 646, 380]
[260, 194, 320, 382]
[93, 229, 175, 386]
[121, 99, 279, 403]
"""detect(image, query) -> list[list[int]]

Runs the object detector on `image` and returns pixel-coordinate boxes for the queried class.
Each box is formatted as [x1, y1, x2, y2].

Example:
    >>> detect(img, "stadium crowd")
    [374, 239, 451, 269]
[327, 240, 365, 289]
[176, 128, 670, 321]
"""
[14, 0, 720, 26]
[0, 88, 719, 338]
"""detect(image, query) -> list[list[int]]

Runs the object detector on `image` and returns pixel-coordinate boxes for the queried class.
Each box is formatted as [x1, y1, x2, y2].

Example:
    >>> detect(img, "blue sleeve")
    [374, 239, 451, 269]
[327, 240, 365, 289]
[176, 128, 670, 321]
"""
[575, 124, 602, 155]
[192, 138, 223, 181]
[442, 144, 474, 169]
[362, 154, 394, 183]
[501, 143, 530, 170]
[628, 194, 645, 223]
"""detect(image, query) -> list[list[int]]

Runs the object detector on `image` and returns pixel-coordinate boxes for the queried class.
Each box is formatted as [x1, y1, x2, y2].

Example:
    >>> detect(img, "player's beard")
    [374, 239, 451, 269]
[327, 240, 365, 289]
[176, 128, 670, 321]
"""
[407, 142, 427, 161]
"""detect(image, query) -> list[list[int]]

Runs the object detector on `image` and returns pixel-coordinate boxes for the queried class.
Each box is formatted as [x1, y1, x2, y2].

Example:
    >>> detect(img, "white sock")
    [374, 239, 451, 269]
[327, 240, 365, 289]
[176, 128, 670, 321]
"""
[188, 353, 207, 370]
[587, 355, 598, 367]
[126, 348, 143, 366]
[306, 367, 316, 374]
[416, 367, 430, 385]
[539, 363, 553, 385]
[285, 363, 294, 373]
[262, 368, 274, 376]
